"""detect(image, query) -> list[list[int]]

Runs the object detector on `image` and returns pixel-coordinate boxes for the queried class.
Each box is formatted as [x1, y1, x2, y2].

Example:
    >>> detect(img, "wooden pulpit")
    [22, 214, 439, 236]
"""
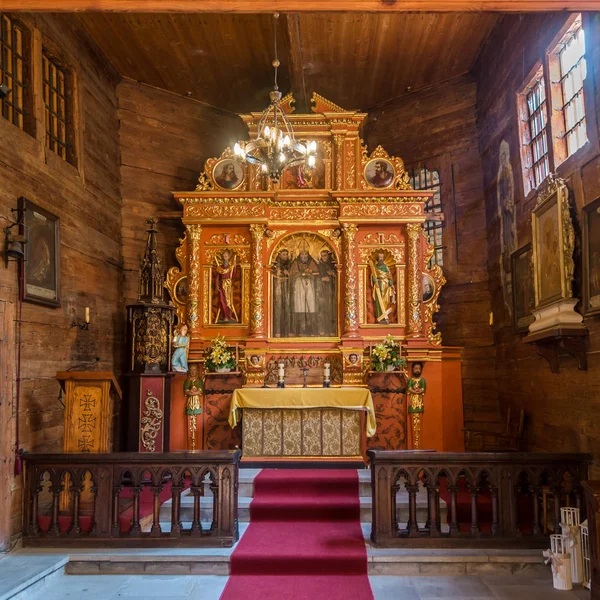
[57, 372, 122, 453]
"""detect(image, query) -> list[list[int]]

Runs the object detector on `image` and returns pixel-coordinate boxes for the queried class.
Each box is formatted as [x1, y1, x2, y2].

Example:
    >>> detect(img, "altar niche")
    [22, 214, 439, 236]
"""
[270, 232, 339, 339]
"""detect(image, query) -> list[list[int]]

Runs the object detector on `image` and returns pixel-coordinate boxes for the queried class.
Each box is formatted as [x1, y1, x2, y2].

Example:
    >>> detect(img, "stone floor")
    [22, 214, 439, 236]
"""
[21, 572, 591, 600]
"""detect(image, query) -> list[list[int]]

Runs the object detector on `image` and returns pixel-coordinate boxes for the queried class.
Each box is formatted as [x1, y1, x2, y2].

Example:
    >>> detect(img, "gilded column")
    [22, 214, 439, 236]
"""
[407, 223, 423, 336]
[249, 223, 266, 338]
[334, 134, 345, 191]
[185, 224, 202, 333]
[341, 223, 360, 338]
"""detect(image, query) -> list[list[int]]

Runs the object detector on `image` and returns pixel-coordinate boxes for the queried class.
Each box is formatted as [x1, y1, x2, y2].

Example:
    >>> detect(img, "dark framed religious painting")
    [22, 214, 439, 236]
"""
[511, 243, 535, 332]
[583, 196, 600, 316]
[20, 197, 61, 307]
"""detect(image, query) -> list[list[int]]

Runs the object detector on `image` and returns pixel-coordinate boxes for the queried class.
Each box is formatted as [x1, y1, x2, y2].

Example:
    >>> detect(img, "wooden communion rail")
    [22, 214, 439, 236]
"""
[368, 450, 592, 547]
[21, 450, 240, 547]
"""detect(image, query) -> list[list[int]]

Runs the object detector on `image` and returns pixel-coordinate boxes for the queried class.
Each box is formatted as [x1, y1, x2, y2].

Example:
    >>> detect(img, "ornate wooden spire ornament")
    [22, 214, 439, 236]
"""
[125, 219, 175, 453]
[138, 218, 166, 304]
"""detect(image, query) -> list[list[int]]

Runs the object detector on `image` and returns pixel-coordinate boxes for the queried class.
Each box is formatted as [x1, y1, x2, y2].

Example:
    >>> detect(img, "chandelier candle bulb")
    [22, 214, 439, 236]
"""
[323, 362, 331, 388]
[277, 361, 285, 388]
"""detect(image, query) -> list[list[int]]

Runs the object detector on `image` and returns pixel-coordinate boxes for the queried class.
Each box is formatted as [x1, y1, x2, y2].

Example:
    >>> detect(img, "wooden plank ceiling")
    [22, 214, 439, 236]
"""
[77, 12, 499, 113]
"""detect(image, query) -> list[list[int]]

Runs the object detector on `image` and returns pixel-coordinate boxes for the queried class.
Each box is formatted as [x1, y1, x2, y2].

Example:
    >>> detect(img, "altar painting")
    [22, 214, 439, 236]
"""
[271, 233, 338, 338]
[205, 249, 248, 326]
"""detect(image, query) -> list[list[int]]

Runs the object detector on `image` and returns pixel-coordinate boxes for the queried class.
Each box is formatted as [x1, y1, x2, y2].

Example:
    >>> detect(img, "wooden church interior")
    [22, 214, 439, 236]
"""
[0, 4, 600, 598]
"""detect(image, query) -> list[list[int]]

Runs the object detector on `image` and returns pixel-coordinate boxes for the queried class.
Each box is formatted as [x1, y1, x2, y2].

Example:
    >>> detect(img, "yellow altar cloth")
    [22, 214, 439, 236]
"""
[229, 387, 377, 438]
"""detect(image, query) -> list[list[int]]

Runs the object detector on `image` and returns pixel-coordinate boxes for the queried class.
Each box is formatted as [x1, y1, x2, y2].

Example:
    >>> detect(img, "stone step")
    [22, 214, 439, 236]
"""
[65, 546, 546, 577]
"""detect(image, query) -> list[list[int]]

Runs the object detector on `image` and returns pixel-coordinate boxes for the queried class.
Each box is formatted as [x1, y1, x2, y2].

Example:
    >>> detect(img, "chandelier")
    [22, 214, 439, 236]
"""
[234, 13, 317, 184]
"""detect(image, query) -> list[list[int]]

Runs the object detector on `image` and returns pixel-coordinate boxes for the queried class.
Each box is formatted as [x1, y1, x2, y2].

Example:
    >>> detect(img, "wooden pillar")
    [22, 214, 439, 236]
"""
[249, 224, 266, 339]
[341, 223, 360, 338]
[334, 134, 345, 191]
[185, 223, 202, 332]
[406, 223, 423, 336]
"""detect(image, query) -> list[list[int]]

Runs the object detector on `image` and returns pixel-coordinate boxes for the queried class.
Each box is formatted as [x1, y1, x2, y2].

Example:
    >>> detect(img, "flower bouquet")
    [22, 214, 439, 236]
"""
[205, 335, 237, 373]
[372, 335, 407, 372]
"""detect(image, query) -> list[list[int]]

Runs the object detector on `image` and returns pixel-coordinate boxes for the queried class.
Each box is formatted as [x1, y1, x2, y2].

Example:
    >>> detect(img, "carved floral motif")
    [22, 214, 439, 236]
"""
[140, 390, 163, 452]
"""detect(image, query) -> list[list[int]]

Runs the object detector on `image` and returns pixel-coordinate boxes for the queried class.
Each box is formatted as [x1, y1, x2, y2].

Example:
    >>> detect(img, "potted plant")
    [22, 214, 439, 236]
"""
[372, 335, 407, 373]
[205, 335, 237, 373]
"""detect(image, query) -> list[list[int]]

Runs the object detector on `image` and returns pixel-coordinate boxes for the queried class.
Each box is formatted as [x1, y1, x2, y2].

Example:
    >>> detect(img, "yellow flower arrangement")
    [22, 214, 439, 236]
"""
[205, 334, 236, 372]
[372, 335, 407, 372]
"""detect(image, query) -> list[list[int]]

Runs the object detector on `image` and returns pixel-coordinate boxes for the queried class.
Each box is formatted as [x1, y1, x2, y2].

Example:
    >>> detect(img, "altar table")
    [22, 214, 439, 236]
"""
[229, 388, 376, 459]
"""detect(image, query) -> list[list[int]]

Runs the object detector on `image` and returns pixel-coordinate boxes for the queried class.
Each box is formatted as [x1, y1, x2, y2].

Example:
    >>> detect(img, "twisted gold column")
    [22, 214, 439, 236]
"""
[185, 224, 202, 333]
[334, 134, 345, 191]
[342, 223, 360, 338]
[249, 223, 266, 338]
[407, 223, 423, 336]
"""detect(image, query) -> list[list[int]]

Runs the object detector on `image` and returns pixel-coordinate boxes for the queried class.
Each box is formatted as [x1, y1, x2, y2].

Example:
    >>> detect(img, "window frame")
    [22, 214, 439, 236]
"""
[41, 46, 76, 166]
[409, 164, 445, 268]
[516, 13, 598, 201]
[0, 13, 34, 135]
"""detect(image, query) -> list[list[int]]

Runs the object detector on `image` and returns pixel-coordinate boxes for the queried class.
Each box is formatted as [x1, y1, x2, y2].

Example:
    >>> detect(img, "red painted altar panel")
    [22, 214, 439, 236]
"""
[367, 372, 407, 450]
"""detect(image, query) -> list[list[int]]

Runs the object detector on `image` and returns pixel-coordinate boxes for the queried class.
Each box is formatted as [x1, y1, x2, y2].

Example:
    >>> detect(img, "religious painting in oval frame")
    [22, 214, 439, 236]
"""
[212, 159, 245, 191]
[364, 158, 395, 189]
[422, 273, 435, 303]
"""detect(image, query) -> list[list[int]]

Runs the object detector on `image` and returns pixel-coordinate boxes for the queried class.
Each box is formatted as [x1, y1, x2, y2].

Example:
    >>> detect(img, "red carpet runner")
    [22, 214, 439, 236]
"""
[220, 469, 374, 600]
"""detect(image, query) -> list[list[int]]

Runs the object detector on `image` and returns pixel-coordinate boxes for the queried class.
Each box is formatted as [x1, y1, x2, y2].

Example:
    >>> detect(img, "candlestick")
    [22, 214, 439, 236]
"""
[323, 361, 331, 388]
[85, 307, 90, 324]
[277, 361, 285, 388]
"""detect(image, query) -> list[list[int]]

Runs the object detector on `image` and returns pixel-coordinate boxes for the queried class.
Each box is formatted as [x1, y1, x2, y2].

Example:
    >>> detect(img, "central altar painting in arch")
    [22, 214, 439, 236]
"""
[271, 232, 339, 338]
[161, 92, 465, 456]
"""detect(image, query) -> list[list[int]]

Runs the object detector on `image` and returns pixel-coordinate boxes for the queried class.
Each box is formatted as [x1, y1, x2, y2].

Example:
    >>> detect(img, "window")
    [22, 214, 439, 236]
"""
[42, 50, 74, 163]
[518, 70, 550, 195]
[0, 14, 28, 131]
[557, 20, 587, 157]
[410, 167, 443, 266]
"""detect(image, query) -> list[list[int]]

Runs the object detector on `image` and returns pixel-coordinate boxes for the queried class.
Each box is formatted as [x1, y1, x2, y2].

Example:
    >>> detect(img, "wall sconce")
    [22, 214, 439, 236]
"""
[71, 307, 90, 330]
[3, 206, 27, 268]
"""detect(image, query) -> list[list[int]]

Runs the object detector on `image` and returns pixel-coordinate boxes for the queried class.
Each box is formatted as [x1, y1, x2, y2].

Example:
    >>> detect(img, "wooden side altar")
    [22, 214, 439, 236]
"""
[164, 93, 464, 456]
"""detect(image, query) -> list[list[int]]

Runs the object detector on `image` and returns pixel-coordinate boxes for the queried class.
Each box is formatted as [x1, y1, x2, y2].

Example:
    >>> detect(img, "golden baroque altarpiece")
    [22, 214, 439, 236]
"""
[165, 93, 446, 390]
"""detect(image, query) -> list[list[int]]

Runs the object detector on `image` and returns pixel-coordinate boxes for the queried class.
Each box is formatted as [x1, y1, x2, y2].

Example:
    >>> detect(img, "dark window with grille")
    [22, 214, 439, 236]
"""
[409, 167, 443, 267]
[557, 19, 587, 157]
[0, 14, 29, 131]
[524, 76, 550, 189]
[42, 50, 74, 163]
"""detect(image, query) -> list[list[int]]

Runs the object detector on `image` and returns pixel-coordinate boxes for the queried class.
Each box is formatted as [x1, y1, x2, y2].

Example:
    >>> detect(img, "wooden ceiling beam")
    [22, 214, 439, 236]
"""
[2, 1, 600, 11]
[285, 13, 309, 113]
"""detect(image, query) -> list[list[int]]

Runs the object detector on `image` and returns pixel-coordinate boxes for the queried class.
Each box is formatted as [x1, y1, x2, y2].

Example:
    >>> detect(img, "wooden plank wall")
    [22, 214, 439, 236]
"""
[364, 75, 499, 430]
[0, 14, 121, 542]
[475, 13, 600, 477]
[117, 79, 246, 305]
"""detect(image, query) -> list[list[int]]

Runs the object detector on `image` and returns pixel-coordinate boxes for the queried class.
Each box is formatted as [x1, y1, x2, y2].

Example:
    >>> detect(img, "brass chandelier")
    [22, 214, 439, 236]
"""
[234, 13, 317, 184]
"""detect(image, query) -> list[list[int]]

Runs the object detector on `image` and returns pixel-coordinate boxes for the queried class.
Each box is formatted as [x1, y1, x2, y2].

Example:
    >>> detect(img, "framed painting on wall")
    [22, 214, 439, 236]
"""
[583, 196, 600, 316]
[19, 197, 61, 307]
[530, 177, 573, 310]
[511, 243, 535, 332]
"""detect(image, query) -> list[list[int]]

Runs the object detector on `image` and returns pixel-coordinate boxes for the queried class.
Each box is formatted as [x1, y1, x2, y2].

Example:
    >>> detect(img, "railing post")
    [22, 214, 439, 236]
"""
[170, 485, 182, 537]
[405, 483, 419, 537]
[491, 486, 499, 537]
[29, 469, 40, 536]
[150, 486, 162, 537]
[130, 486, 142, 536]
[69, 478, 81, 536]
[468, 484, 480, 537]
[448, 485, 459, 536]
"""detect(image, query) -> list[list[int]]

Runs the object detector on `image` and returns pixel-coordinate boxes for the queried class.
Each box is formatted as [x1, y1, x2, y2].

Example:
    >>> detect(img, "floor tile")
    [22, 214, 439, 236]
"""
[369, 576, 418, 600]
[409, 576, 495, 598]
[115, 576, 197, 597]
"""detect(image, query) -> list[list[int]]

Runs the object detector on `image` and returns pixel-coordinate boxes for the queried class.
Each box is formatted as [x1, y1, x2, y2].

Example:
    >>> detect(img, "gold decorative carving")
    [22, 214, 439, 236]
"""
[407, 223, 423, 336]
[359, 246, 404, 265]
[265, 229, 288, 250]
[359, 143, 412, 191]
[341, 204, 423, 219]
[205, 247, 250, 266]
[186, 204, 267, 219]
[206, 233, 249, 246]
[186, 224, 202, 332]
[341, 223, 360, 337]
[358, 268, 366, 324]
[195, 172, 213, 192]
[280, 92, 296, 114]
[345, 139, 356, 188]
[202, 268, 210, 326]
[361, 232, 403, 245]
[339, 196, 429, 204]
[317, 228, 342, 253]
[398, 267, 406, 326]
[270, 207, 338, 221]
[270, 231, 340, 265]
[140, 390, 163, 453]
[249, 224, 266, 338]
[334, 134, 345, 191]
[311, 92, 347, 114]
[180, 196, 268, 206]
[131, 307, 171, 371]
[165, 235, 188, 325]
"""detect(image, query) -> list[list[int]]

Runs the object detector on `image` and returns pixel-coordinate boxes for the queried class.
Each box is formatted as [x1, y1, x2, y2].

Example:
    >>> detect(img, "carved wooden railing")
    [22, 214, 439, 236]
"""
[369, 450, 591, 547]
[22, 450, 240, 547]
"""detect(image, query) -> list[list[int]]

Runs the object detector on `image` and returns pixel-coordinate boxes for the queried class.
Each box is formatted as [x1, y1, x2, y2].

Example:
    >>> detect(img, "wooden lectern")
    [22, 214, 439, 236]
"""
[57, 372, 122, 453]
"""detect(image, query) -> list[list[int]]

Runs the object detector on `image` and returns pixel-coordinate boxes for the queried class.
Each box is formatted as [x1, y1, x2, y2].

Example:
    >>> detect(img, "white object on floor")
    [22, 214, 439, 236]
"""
[560, 507, 584, 584]
[544, 534, 572, 591]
